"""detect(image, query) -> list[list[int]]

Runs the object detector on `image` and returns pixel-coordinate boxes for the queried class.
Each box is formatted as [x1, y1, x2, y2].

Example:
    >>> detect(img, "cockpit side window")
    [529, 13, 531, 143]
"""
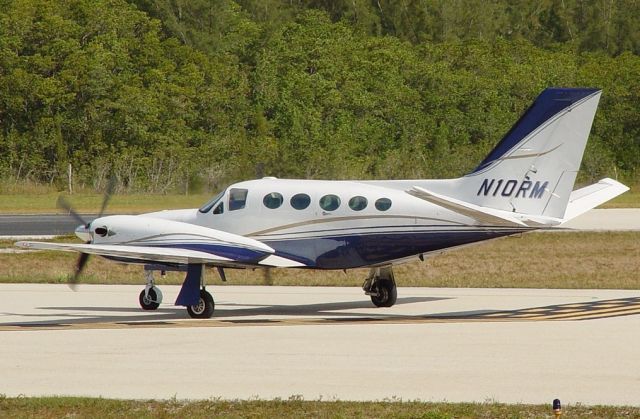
[198, 190, 224, 213]
[213, 202, 224, 214]
[229, 188, 248, 211]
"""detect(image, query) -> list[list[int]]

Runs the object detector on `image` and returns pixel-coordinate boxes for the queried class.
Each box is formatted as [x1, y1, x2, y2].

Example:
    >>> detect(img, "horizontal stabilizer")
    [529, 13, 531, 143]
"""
[562, 178, 629, 222]
[407, 186, 562, 227]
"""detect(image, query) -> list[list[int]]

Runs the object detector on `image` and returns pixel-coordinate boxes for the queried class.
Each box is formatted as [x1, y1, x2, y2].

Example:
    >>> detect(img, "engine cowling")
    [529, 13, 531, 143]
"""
[78, 215, 274, 254]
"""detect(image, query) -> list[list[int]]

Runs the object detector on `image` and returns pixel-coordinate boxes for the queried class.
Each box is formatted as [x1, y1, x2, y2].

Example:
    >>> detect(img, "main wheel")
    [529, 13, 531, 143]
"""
[370, 279, 397, 308]
[139, 287, 161, 310]
[187, 289, 215, 319]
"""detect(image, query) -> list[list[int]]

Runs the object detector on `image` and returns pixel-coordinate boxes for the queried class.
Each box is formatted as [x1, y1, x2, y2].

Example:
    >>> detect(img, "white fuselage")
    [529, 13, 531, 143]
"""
[142, 178, 527, 269]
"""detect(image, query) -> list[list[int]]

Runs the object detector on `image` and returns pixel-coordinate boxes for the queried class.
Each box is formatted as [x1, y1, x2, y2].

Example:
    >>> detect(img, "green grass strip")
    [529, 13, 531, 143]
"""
[2, 396, 640, 419]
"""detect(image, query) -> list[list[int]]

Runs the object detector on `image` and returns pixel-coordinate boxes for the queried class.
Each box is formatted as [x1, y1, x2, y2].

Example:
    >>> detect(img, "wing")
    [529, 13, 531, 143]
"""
[16, 241, 306, 268]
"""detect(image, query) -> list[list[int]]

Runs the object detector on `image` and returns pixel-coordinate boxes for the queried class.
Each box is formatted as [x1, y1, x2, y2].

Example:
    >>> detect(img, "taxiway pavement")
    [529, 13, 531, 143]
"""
[560, 208, 640, 231]
[1, 284, 640, 405]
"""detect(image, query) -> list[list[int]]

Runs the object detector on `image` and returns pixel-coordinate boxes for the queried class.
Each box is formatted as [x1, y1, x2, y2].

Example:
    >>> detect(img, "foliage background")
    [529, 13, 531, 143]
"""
[0, 0, 638, 193]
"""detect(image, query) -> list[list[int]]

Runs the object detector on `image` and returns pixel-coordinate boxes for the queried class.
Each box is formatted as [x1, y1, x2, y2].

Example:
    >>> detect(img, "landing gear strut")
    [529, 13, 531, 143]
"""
[173, 264, 216, 319]
[139, 270, 163, 310]
[141, 265, 216, 318]
[362, 266, 397, 308]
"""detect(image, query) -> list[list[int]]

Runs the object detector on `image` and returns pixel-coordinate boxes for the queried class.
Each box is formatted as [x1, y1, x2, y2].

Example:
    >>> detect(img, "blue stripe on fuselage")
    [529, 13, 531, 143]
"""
[103, 229, 529, 269]
[266, 229, 527, 269]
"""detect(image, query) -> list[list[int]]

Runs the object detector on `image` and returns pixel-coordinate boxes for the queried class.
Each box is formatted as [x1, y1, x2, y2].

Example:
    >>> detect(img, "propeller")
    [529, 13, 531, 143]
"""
[58, 176, 116, 289]
[56, 195, 89, 228]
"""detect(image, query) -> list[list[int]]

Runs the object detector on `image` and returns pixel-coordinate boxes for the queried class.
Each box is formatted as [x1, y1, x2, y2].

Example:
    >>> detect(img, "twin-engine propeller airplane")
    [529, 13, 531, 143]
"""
[17, 88, 629, 318]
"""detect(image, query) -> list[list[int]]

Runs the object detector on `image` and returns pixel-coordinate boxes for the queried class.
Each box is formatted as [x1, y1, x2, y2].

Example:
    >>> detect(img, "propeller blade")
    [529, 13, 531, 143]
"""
[56, 195, 88, 227]
[98, 176, 116, 218]
[69, 253, 90, 290]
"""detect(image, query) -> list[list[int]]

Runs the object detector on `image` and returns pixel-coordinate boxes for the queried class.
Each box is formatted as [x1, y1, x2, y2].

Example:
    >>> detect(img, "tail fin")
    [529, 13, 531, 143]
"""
[409, 88, 628, 225]
[467, 88, 601, 218]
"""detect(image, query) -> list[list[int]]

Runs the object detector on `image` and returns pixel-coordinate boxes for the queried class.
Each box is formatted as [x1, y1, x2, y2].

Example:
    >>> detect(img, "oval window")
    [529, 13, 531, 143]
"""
[348, 196, 368, 211]
[375, 198, 392, 211]
[319, 194, 341, 211]
[263, 192, 283, 209]
[290, 193, 311, 210]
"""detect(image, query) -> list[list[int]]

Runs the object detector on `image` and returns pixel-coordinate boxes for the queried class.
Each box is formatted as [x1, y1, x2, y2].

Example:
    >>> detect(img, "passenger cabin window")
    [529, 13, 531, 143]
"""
[319, 194, 340, 211]
[198, 190, 224, 213]
[229, 188, 248, 211]
[375, 198, 392, 211]
[291, 193, 311, 210]
[349, 196, 367, 211]
[263, 192, 283, 209]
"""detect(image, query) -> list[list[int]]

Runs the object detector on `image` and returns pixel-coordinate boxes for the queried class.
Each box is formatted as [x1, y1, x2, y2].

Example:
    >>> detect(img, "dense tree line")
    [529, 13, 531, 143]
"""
[0, 0, 638, 193]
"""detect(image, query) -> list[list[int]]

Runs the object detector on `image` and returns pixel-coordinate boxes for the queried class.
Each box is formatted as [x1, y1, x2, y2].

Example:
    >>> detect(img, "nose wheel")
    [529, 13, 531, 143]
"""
[187, 289, 215, 318]
[139, 270, 163, 310]
[139, 287, 163, 310]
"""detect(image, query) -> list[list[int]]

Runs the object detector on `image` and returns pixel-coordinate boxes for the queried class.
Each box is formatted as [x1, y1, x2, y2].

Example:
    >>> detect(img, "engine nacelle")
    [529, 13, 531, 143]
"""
[78, 215, 273, 254]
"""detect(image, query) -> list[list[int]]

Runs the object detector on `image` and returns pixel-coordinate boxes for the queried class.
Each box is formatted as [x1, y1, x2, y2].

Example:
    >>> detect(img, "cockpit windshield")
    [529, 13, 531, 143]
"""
[198, 190, 225, 213]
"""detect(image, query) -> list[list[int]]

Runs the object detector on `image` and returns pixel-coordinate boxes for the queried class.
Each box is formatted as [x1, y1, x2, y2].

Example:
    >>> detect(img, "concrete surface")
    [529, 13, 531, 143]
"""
[1, 284, 640, 405]
[560, 208, 640, 231]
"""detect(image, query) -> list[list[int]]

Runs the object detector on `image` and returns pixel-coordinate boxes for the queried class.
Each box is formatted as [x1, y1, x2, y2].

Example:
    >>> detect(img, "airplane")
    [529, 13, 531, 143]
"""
[16, 87, 629, 318]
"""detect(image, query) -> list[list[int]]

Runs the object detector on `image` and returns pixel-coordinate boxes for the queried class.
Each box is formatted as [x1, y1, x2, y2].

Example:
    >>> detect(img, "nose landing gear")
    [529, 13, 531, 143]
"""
[139, 270, 163, 310]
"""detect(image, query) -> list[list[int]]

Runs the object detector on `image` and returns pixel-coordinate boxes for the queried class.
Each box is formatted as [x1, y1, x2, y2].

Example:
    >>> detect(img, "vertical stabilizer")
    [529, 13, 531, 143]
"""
[452, 88, 602, 219]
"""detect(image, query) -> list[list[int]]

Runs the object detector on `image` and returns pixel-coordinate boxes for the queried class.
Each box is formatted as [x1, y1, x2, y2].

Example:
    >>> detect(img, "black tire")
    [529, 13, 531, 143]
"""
[139, 288, 160, 310]
[187, 289, 215, 319]
[370, 279, 397, 308]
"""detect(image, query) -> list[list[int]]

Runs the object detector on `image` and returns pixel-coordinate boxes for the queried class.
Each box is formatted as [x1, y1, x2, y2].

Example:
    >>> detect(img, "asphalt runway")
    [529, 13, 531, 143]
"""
[2, 284, 640, 405]
[0, 214, 97, 237]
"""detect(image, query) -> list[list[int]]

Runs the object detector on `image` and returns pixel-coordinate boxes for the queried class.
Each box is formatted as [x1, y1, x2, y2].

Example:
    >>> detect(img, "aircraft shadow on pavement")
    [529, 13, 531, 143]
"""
[4, 296, 640, 329]
[2, 296, 447, 328]
[2, 307, 185, 327]
[212, 296, 446, 317]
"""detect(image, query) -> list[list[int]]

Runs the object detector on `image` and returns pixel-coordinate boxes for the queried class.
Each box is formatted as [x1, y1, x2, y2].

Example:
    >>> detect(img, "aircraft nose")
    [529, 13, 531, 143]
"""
[75, 224, 91, 242]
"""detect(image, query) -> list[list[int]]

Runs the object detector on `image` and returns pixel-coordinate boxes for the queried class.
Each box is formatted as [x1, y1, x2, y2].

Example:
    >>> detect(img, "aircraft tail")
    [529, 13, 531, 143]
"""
[408, 88, 628, 226]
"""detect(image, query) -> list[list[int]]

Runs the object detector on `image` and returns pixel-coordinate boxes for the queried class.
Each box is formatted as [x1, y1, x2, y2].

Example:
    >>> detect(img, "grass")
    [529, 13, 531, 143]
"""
[2, 231, 639, 289]
[0, 193, 210, 214]
[600, 184, 640, 208]
[1, 397, 640, 418]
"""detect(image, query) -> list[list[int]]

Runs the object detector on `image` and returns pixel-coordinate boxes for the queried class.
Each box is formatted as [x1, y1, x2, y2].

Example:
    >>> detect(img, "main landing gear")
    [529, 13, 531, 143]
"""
[362, 266, 397, 308]
[137, 266, 216, 319]
[186, 289, 215, 319]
